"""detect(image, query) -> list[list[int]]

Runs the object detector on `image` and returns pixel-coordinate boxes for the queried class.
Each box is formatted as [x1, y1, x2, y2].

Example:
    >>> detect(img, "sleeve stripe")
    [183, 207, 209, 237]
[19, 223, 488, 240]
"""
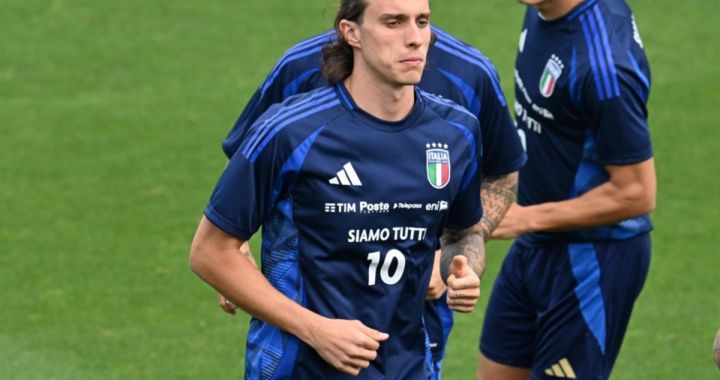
[260, 32, 333, 95]
[249, 99, 339, 163]
[592, 7, 621, 97]
[241, 87, 335, 157]
[430, 26, 507, 106]
[580, 6, 620, 101]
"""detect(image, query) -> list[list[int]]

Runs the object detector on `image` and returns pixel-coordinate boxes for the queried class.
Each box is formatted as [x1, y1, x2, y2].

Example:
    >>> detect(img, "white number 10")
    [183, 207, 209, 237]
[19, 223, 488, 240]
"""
[367, 249, 406, 286]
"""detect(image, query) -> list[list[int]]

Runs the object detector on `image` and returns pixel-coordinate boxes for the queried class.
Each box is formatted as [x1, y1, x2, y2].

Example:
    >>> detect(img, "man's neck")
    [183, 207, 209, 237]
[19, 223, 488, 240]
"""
[535, 0, 585, 21]
[344, 74, 415, 122]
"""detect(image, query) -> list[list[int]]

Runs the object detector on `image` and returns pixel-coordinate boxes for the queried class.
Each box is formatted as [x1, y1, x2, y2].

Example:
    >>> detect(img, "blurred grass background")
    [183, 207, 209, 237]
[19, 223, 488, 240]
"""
[1, 0, 718, 378]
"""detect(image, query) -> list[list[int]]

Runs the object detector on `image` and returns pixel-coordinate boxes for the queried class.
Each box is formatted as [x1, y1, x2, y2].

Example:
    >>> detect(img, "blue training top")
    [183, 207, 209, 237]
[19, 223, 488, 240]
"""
[219, 24, 526, 368]
[513, 0, 653, 245]
[206, 83, 483, 379]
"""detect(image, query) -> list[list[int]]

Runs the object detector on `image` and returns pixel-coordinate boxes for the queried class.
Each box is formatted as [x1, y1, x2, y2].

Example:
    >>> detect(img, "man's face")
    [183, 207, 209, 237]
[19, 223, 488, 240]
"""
[349, 0, 431, 86]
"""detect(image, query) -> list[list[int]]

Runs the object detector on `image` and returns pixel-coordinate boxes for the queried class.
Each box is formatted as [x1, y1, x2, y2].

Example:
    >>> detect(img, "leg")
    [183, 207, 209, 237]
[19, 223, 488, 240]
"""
[476, 353, 530, 380]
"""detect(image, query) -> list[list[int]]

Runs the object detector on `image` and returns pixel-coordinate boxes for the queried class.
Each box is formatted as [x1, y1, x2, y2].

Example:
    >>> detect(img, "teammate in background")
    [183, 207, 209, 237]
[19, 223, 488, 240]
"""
[218, 17, 525, 377]
[191, 0, 486, 378]
[477, 0, 656, 379]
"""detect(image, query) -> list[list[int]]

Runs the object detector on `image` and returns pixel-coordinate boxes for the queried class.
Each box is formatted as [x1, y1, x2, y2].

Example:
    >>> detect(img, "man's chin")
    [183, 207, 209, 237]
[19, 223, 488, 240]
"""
[394, 72, 424, 86]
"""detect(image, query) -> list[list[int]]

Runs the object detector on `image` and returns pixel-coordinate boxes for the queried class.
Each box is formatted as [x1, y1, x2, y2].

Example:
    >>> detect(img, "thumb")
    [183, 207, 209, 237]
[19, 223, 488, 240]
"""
[451, 255, 468, 277]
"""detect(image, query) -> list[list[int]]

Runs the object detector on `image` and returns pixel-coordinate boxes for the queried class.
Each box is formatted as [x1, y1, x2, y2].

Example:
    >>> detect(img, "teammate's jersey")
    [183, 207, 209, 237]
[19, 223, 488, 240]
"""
[222, 26, 526, 178]
[205, 84, 483, 379]
[514, 0, 653, 245]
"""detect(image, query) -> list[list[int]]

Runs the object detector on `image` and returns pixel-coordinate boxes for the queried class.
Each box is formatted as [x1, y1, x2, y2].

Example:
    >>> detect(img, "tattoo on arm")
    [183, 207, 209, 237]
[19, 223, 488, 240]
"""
[479, 172, 519, 239]
[439, 226, 486, 283]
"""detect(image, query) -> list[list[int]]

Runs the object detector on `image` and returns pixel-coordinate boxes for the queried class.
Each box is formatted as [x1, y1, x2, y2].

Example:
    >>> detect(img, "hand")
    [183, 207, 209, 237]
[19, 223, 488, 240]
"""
[446, 255, 480, 313]
[306, 318, 389, 376]
[491, 203, 530, 239]
[426, 250, 447, 300]
[218, 293, 237, 315]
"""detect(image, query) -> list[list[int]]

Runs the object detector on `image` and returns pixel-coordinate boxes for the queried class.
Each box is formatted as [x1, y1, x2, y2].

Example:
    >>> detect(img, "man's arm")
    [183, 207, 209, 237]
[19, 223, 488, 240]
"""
[439, 223, 485, 313]
[190, 216, 388, 375]
[218, 242, 255, 315]
[478, 171, 518, 240]
[493, 158, 656, 238]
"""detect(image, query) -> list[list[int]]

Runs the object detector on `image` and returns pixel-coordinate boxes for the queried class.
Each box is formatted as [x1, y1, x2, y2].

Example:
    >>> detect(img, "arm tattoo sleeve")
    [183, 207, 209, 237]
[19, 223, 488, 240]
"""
[479, 171, 519, 239]
[439, 226, 486, 284]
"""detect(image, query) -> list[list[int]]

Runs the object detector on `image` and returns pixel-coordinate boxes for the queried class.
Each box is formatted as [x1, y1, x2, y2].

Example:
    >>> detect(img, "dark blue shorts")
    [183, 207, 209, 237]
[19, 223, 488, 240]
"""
[480, 234, 651, 379]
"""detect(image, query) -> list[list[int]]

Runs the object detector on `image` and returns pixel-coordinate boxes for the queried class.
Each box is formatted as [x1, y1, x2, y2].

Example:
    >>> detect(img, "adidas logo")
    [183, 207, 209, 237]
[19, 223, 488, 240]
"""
[544, 358, 576, 379]
[329, 162, 362, 186]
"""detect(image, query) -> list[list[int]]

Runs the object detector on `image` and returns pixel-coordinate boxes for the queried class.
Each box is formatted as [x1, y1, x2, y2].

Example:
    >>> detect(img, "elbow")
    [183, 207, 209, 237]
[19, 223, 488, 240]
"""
[625, 184, 656, 216]
[640, 192, 656, 214]
[189, 241, 210, 277]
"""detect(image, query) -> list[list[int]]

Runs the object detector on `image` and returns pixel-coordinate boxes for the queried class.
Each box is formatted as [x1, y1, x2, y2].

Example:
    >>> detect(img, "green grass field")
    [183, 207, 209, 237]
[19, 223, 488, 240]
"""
[2, 0, 718, 378]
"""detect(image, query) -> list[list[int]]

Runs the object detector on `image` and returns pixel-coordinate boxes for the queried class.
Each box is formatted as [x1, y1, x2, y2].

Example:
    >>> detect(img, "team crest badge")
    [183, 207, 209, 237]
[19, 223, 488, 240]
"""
[539, 54, 564, 98]
[426, 143, 451, 189]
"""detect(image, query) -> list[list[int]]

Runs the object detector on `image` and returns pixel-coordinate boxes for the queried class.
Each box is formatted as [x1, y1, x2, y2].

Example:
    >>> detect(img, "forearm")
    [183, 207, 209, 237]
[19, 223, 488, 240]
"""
[439, 225, 486, 283]
[190, 218, 323, 343]
[524, 172, 655, 232]
[479, 172, 518, 239]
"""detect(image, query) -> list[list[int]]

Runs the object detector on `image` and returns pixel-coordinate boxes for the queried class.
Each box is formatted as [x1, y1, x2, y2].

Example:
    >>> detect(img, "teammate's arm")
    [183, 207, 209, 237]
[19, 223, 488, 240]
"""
[478, 171, 518, 240]
[439, 224, 485, 313]
[492, 158, 656, 238]
[190, 216, 388, 376]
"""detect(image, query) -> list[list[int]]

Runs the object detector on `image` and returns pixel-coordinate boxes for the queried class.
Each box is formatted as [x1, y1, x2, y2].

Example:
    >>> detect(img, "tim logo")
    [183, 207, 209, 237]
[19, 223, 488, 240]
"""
[539, 55, 564, 98]
[426, 143, 450, 189]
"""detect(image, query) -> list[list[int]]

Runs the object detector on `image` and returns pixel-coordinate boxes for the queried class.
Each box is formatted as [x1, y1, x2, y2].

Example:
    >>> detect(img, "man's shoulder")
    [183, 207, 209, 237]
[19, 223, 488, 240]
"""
[428, 26, 497, 76]
[260, 31, 334, 92]
[240, 86, 342, 158]
[420, 89, 479, 129]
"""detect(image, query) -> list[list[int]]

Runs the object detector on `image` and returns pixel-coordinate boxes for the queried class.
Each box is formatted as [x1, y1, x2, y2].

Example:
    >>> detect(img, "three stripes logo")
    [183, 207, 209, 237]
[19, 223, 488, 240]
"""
[329, 162, 363, 186]
[544, 358, 577, 379]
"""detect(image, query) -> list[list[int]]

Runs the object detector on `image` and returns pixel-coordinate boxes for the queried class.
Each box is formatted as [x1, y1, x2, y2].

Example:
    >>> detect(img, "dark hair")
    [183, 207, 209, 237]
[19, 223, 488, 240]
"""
[321, 0, 369, 84]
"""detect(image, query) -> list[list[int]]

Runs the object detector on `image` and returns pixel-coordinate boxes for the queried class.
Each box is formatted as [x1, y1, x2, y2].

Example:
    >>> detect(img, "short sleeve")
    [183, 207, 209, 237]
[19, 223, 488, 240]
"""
[476, 71, 527, 176]
[582, 41, 653, 165]
[445, 130, 483, 230]
[206, 127, 295, 240]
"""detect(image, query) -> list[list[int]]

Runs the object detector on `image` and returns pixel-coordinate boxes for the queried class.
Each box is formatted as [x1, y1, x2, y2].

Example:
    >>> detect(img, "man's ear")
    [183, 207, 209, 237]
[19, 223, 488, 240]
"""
[339, 19, 361, 48]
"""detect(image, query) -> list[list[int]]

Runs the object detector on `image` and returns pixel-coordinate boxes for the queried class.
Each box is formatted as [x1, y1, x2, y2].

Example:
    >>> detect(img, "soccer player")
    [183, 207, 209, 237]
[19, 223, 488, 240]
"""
[476, 0, 656, 379]
[190, 0, 487, 378]
[218, 17, 526, 377]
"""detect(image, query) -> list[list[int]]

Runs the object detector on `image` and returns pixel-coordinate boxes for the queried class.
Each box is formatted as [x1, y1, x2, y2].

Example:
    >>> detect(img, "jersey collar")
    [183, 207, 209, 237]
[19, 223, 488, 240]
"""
[334, 82, 425, 132]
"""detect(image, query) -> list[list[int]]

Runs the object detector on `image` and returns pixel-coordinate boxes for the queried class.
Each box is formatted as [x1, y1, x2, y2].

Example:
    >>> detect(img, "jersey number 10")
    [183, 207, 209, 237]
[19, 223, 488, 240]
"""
[367, 250, 406, 286]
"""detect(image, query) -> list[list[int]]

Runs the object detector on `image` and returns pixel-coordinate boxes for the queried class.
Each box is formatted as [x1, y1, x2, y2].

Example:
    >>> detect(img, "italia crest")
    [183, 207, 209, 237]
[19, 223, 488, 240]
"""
[426, 143, 451, 189]
[539, 54, 564, 98]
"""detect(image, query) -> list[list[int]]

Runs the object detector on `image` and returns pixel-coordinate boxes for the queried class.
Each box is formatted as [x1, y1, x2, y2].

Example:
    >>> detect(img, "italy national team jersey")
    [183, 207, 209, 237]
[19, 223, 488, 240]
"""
[205, 84, 483, 379]
[219, 25, 526, 370]
[514, 0, 653, 245]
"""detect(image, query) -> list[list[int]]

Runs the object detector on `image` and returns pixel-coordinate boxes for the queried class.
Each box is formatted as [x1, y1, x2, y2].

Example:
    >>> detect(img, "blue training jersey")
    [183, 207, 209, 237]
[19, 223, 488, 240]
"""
[222, 26, 526, 178]
[514, 0, 653, 245]
[205, 84, 483, 379]
[220, 24, 526, 368]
